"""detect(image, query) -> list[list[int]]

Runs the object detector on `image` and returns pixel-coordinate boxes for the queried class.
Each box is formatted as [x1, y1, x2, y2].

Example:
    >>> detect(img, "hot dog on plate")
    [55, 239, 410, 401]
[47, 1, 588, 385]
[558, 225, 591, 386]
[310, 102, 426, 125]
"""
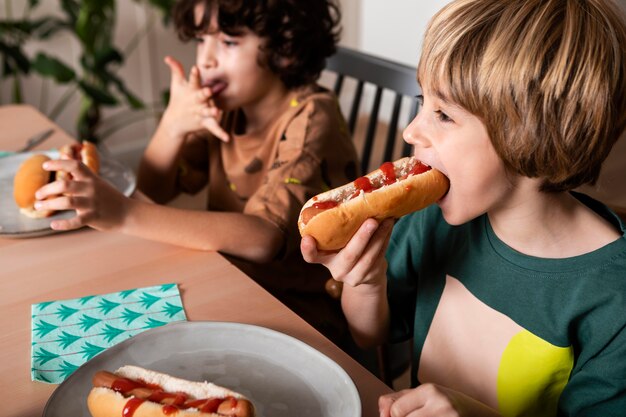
[87, 365, 255, 417]
[12, 154, 55, 218]
[298, 156, 450, 250]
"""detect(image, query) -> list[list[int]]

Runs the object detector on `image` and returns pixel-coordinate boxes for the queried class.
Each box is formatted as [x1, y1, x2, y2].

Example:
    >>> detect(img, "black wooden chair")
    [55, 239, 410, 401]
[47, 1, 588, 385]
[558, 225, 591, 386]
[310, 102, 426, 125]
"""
[320, 46, 421, 387]
[324, 45, 421, 174]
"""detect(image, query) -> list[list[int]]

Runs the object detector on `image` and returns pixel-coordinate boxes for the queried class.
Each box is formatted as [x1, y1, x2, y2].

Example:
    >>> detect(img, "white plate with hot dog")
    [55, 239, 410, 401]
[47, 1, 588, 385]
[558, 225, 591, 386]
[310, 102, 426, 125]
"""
[43, 321, 361, 417]
[0, 149, 136, 238]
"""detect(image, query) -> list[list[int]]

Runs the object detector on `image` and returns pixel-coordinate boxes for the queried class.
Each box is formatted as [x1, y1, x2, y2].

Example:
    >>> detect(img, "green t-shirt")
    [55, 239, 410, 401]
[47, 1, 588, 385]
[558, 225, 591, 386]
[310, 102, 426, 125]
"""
[387, 193, 626, 416]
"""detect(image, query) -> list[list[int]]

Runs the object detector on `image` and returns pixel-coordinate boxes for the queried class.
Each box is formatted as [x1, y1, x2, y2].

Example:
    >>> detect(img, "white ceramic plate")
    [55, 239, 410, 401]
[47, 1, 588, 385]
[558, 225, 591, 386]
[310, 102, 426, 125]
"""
[0, 150, 136, 237]
[43, 321, 361, 417]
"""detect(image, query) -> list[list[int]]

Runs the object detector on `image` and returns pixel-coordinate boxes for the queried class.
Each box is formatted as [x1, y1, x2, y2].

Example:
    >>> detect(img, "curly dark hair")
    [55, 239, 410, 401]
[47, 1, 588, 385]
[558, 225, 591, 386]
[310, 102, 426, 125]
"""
[172, 0, 341, 89]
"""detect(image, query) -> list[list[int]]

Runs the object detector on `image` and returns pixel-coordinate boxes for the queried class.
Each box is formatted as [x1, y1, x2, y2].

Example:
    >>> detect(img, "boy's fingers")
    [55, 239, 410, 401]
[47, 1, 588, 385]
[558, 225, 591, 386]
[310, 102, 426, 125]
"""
[198, 106, 221, 118]
[50, 215, 86, 231]
[164, 56, 185, 85]
[349, 219, 393, 279]
[343, 219, 380, 258]
[201, 118, 230, 142]
[301, 235, 319, 263]
[189, 65, 201, 89]
[42, 159, 91, 181]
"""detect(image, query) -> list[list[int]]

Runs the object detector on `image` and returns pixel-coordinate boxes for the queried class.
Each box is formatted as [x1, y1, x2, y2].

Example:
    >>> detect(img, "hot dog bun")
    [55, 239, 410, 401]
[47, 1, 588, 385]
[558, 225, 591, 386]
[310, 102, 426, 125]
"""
[87, 365, 255, 417]
[12, 154, 55, 218]
[57, 140, 100, 180]
[299, 157, 449, 250]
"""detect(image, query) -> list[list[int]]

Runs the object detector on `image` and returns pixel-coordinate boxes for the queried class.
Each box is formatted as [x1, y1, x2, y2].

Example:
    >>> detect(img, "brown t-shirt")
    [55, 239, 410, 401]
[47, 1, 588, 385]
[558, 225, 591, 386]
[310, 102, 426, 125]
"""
[177, 85, 358, 342]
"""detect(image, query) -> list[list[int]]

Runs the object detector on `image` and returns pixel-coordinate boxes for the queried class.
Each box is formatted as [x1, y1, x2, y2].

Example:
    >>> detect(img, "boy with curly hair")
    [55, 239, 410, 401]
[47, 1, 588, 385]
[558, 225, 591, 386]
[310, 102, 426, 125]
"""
[36, 0, 358, 345]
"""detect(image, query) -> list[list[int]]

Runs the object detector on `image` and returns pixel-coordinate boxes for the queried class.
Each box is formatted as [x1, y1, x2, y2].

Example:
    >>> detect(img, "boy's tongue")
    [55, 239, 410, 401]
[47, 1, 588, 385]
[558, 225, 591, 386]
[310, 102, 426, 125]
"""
[209, 81, 227, 96]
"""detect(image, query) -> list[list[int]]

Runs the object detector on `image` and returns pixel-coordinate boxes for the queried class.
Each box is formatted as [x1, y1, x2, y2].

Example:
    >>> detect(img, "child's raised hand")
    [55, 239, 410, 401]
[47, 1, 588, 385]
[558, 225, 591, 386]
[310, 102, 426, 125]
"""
[301, 218, 394, 288]
[379, 384, 501, 417]
[162, 56, 229, 142]
[33, 159, 130, 232]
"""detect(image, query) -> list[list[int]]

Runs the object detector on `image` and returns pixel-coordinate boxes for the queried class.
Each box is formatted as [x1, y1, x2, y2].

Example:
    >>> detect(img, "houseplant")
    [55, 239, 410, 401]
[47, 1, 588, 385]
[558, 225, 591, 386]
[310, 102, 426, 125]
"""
[0, 0, 175, 143]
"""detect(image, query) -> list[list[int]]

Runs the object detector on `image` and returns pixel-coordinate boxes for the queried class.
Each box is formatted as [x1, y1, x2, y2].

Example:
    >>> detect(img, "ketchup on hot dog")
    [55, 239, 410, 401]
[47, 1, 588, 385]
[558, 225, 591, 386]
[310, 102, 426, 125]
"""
[93, 370, 252, 417]
[301, 159, 433, 225]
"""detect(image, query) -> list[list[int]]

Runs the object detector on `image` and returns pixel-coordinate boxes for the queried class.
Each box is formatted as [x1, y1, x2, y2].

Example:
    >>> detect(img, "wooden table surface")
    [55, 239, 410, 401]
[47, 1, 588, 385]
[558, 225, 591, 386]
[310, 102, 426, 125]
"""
[0, 104, 392, 417]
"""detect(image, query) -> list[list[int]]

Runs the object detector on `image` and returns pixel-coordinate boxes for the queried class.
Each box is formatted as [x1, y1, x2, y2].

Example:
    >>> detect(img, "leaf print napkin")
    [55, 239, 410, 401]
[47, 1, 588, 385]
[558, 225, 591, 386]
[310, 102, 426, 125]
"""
[31, 283, 187, 384]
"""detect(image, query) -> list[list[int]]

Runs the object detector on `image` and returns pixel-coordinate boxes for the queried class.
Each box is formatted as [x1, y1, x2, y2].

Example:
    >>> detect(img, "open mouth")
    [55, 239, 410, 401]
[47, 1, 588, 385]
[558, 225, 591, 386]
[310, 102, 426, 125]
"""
[206, 81, 227, 97]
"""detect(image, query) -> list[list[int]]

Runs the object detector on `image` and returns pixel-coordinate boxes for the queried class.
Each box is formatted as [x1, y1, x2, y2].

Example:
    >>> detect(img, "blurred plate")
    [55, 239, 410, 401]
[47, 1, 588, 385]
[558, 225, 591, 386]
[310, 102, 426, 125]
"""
[43, 321, 360, 417]
[0, 150, 136, 238]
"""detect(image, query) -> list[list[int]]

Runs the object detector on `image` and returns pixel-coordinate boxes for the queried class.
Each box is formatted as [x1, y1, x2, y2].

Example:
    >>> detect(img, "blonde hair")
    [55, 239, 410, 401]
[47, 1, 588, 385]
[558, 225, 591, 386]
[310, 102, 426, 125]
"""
[418, 0, 626, 191]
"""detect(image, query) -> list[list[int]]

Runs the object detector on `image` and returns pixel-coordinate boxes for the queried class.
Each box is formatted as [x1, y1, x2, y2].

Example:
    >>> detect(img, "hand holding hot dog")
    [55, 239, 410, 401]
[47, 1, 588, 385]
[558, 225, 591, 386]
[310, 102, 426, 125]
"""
[301, 218, 394, 288]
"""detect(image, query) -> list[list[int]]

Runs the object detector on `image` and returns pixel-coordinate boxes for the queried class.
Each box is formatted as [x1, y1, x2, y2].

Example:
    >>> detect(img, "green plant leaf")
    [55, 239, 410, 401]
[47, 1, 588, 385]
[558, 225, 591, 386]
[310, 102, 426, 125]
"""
[30, 17, 68, 39]
[96, 67, 144, 109]
[94, 46, 123, 68]
[78, 80, 118, 106]
[60, 0, 80, 25]
[0, 43, 31, 75]
[32, 53, 75, 83]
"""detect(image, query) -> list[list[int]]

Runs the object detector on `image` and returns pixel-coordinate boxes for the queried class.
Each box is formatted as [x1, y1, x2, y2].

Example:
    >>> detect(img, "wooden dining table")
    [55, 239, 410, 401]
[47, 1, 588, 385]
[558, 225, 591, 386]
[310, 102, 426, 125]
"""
[0, 105, 393, 417]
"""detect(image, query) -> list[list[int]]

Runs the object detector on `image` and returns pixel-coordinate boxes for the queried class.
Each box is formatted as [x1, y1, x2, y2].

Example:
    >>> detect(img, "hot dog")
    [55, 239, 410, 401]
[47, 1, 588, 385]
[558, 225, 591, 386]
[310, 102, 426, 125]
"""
[12, 154, 56, 218]
[57, 140, 100, 180]
[298, 156, 449, 250]
[87, 365, 255, 417]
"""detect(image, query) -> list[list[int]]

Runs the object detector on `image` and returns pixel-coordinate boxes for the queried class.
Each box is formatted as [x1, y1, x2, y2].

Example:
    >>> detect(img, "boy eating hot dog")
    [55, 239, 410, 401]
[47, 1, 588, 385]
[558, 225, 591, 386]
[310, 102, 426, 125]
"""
[302, 0, 626, 415]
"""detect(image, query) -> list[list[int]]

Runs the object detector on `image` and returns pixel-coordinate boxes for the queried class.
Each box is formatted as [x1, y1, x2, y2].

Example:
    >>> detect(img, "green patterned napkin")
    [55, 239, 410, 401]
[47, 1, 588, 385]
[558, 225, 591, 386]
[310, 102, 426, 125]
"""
[0, 151, 14, 158]
[31, 283, 187, 384]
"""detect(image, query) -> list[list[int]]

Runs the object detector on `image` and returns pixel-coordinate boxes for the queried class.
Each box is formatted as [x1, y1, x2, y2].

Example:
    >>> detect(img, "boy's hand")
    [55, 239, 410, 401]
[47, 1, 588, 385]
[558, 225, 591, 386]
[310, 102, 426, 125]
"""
[301, 218, 394, 288]
[379, 384, 502, 417]
[33, 159, 129, 232]
[162, 56, 229, 142]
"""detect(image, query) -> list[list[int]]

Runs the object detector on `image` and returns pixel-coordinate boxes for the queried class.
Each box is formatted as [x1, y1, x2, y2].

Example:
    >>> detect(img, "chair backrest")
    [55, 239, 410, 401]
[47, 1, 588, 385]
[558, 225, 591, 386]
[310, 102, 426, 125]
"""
[324, 46, 421, 174]
[321, 48, 418, 387]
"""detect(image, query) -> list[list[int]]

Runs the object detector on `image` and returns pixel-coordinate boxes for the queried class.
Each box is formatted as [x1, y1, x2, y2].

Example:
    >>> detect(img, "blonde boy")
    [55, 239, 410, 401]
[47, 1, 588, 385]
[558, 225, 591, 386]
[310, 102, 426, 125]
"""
[302, 0, 626, 415]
